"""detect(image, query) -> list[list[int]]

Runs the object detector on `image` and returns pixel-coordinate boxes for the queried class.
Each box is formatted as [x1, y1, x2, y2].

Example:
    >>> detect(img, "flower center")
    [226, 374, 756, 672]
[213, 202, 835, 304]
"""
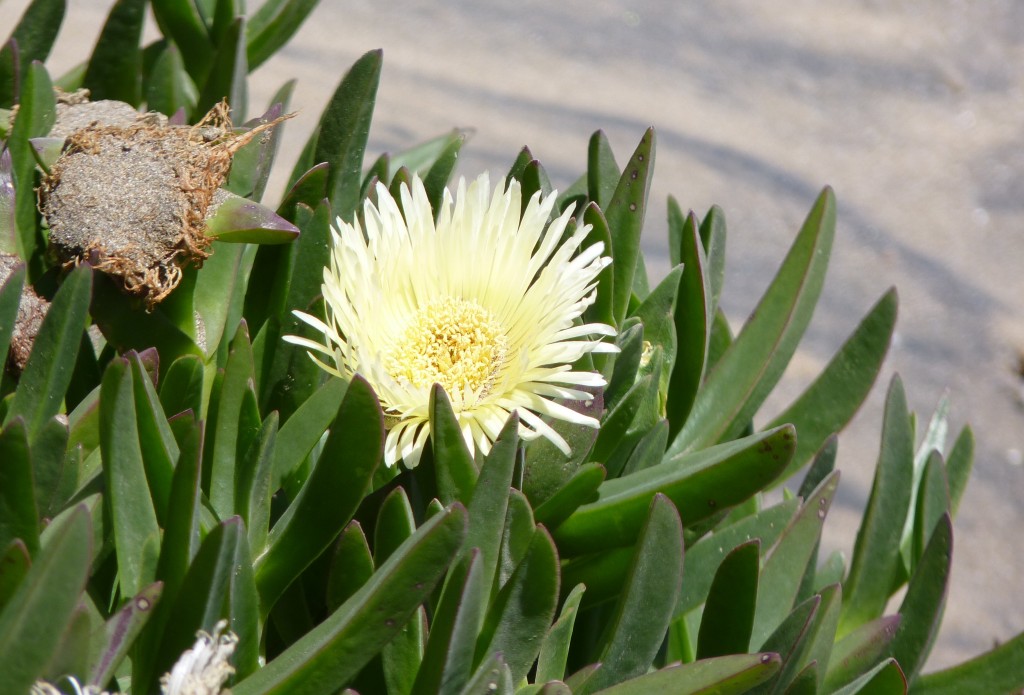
[386, 297, 509, 398]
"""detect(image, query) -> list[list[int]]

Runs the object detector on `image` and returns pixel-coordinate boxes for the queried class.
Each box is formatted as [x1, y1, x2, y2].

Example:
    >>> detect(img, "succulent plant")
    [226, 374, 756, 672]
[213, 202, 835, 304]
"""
[0, 1, 1020, 695]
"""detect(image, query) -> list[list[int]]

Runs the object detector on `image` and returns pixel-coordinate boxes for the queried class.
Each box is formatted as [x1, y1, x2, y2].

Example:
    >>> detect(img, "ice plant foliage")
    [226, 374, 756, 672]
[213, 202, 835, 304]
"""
[285, 173, 617, 467]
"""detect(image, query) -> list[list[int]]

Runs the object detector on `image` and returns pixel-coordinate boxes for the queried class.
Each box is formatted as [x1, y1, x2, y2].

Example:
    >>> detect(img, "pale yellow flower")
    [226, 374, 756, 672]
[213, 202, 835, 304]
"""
[285, 173, 617, 467]
[160, 620, 238, 695]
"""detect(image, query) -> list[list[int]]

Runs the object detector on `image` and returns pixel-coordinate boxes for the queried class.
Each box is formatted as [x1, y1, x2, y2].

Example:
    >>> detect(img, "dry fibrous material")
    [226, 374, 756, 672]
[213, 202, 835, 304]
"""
[39, 98, 289, 308]
[0, 252, 49, 372]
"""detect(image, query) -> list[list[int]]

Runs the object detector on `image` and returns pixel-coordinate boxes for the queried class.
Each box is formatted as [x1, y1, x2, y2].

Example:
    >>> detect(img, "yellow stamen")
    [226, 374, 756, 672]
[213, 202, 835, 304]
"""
[386, 297, 509, 400]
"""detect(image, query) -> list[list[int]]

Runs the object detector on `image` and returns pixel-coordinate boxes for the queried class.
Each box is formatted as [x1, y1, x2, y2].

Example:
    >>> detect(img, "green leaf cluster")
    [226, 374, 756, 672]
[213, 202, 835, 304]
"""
[0, 2, 1011, 694]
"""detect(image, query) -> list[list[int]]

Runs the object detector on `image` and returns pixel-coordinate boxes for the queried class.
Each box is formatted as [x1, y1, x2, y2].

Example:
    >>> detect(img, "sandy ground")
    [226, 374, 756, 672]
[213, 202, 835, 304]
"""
[16, 0, 1024, 672]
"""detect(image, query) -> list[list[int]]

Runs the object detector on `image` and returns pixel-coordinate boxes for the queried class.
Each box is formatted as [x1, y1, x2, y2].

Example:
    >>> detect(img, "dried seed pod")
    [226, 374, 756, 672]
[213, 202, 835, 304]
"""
[39, 100, 290, 309]
[0, 252, 49, 373]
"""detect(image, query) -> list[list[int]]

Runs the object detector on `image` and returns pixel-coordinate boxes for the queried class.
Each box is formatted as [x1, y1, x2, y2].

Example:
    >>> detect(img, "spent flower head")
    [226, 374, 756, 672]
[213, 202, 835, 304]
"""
[160, 619, 238, 695]
[285, 173, 617, 467]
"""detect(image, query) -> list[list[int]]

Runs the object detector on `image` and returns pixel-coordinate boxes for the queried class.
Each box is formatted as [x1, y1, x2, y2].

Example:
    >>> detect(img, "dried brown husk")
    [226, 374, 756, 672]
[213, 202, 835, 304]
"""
[0, 252, 49, 373]
[40, 100, 290, 308]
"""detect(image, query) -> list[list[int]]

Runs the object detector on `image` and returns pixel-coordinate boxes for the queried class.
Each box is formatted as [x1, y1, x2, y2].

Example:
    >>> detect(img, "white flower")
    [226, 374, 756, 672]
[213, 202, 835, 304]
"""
[31, 679, 110, 695]
[160, 620, 238, 695]
[285, 173, 617, 467]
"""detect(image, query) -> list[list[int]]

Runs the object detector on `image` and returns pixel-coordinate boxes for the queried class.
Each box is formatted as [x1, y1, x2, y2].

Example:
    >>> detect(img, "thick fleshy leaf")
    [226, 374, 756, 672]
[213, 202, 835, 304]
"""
[27, 135, 63, 172]
[630, 264, 682, 398]
[888, 514, 952, 684]
[0, 419, 38, 556]
[158, 354, 205, 417]
[326, 521, 374, 612]
[554, 425, 795, 556]
[4, 264, 90, 438]
[238, 411, 278, 556]
[587, 130, 621, 209]
[235, 504, 466, 695]
[605, 128, 654, 325]
[666, 204, 712, 437]
[128, 352, 178, 523]
[840, 376, 913, 636]
[421, 130, 465, 215]
[194, 238, 257, 363]
[0, 505, 90, 695]
[206, 321, 257, 518]
[88, 582, 162, 686]
[799, 584, 843, 694]
[459, 413, 519, 597]
[912, 630, 1024, 695]
[391, 128, 472, 177]
[28, 415, 72, 521]
[254, 375, 383, 614]
[0, 149, 17, 254]
[0, 541, 30, 614]
[0, 260, 24, 364]
[749, 595, 820, 695]
[412, 550, 486, 695]
[945, 426, 973, 516]
[533, 463, 605, 531]
[225, 97, 294, 203]
[580, 494, 683, 693]
[668, 188, 836, 455]
[698, 205, 727, 316]
[537, 584, 586, 683]
[195, 16, 247, 120]
[752, 471, 839, 648]
[429, 384, 478, 506]
[496, 490, 536, 589]
[832, 658, 906, 695]
[676, 497, 799, 617]
[271, 376, 346, 487]
[823, 615, 901, 692]
[310, 49, 381, 222]
[476, 526, 560, 685]
[8, 62, 55, 264]
[144, 41, 198, 117]
[0, 0, 65, 106]
[592, 653, 781, 695]
[150, 0, 213, 80]
[697, 540, 759, 658]
[83, 0, 146, 104]
[767, 289, 897, 482]
[100, 357, 160, 598]
[911, 452, 950, 567]
[246, 0, 321, 69]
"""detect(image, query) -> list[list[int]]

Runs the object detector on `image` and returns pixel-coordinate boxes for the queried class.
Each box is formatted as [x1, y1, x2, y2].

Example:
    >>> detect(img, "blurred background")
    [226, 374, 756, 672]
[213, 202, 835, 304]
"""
[22, 0, 1024, 670]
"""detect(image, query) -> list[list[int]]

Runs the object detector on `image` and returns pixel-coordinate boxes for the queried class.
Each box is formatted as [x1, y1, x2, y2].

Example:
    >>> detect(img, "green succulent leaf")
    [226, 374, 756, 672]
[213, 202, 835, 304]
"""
[752, 471, 839, 648]
[225, 97, 294, 203]
[533, 463, 605, 531]
[0, 150, 16, 253]
[254, 375, 384, 614]
[0, 504, 90, 695]
[587, 130, 621, 210]
[823, 615, 901, 692]
[429, 384, 478, 506]
[668, 187, 836, 455]
[0, 0, 66, 107]
[8, 61, 55, 260]
[888, 514, 952, 684]
[537, 583, 587, 683]
[912, 629, 1024, 695]
[100, 357, 160, 598]
[460, 413, 520, 598]
[246, 0, 321, 70]
[748, 594, 820, 695]
[195, 16, 248, 120]
[945, 426, 973, 516]
[391, 128, 473, 177]
[88, 582, 162, 687]
[270, 376, 346, 487]
[0, 419, 39, 556]
[578, 494, 683, 693]
[207, 190, 300, 244]
[235, 503, 467, 695]
[145, 41, 199, 117]
[475, 526, 560, 685]
[666, 204, 712, 437]
[840, 376, 914, 636]
[0, 541, 30, 614]
[412, 550, 487, 695]
[698, 205, 727, 316]
[310, 48, 382, 223]
[554, 425, 795, 556]
[83, 0, 146, 105]
[592, 653, 781, 695]
[697, 540, 759, 659]
[605, 128, 655, 325]
[766, 289, 897, 482]
[832, 658, 906, 695]
[150, 0, 213, 81]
